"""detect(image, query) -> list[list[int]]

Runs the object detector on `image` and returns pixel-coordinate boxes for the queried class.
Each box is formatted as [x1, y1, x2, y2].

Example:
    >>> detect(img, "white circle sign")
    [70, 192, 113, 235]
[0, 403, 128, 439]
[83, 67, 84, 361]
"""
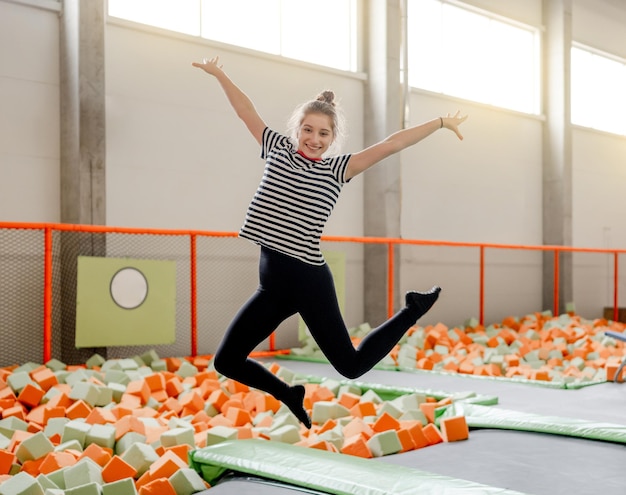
[110, 267, 148, 309]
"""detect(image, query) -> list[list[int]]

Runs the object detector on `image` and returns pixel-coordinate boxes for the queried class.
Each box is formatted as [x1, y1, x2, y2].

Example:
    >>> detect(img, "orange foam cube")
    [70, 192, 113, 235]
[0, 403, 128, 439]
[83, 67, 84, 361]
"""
[440, 415, 469, 442]
[372, 412, 401, 432]
[38, 451, 77, 474]
[150, 451, 188, 477]
[102, 455, 138, 483]
[341, 434, 373, 458]
[422, 423, 444, 445]
[79, 443, 112, 467]
[17, 383, 45, 408]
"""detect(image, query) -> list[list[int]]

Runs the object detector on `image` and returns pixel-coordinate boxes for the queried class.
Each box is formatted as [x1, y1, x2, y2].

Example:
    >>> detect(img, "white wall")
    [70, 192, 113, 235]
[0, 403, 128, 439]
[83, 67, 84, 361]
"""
[400, 95, 544, 326]
[571, 0, 626, 316]
[1, 0, 625, 333]
[0, 0, 60, 222]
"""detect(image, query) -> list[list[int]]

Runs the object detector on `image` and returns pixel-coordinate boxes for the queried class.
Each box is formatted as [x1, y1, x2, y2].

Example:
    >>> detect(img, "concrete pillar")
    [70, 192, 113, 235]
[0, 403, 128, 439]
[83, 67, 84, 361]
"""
[542, 0, 573, 315]
[362, 0, 403, 325]
[60, 0, 106, 225]
[59, 0, 107, 363]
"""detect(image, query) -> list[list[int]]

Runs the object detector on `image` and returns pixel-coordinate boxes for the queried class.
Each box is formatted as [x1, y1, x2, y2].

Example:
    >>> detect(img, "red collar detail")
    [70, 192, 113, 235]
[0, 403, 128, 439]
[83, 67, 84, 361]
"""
[296, 150, 322, 162]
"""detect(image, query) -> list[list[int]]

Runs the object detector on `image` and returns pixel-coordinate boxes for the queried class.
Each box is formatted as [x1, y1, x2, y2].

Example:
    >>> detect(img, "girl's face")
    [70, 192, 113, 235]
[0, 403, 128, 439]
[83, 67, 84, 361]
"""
[297, 113, 334, 159]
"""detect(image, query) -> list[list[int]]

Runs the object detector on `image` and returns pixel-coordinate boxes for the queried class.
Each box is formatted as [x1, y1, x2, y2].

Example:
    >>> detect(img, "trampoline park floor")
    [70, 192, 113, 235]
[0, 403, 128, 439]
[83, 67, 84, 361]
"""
[199, 359, 626, 495]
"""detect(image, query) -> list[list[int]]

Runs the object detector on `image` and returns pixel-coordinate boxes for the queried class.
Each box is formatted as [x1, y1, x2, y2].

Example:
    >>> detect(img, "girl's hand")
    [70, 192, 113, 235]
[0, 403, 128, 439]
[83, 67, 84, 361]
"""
[441, 110, 468, 140]
[192, 56, 224, 76]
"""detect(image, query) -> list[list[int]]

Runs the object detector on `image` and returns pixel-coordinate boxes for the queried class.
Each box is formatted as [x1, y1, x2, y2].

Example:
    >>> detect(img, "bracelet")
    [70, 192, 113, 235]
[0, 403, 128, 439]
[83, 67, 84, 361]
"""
[439, 117, 443, 129]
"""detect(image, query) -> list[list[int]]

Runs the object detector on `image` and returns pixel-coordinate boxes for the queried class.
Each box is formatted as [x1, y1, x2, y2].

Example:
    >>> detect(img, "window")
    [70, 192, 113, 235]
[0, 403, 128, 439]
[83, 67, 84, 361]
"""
[108, 0, 357, 72]
[571, 45, 626, 136]
[407, 0, 540, 114]
[108, 0, 200, 36]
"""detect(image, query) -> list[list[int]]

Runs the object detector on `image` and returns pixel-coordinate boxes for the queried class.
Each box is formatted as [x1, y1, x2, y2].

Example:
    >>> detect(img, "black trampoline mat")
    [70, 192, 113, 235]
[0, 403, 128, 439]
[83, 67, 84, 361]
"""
[206, 475, 329, 494]
[380, 429, 625, 495]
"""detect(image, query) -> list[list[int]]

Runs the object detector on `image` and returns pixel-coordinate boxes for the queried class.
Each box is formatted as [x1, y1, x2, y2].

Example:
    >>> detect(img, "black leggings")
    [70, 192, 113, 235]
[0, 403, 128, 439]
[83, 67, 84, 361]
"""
[213, 246, 418, 402]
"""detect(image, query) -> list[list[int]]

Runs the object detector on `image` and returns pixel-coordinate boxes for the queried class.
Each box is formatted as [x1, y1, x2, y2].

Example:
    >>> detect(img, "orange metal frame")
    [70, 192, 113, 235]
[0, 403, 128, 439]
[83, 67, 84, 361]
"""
[1, 222, 624, 363]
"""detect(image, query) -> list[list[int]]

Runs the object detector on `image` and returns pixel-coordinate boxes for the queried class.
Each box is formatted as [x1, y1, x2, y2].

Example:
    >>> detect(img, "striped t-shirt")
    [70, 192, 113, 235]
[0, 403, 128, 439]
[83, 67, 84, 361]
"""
[239, 127, 352, 265]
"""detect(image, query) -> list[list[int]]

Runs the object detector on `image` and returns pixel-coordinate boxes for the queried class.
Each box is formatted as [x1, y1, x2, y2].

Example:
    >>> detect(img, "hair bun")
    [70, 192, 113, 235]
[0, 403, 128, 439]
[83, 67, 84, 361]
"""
[316, 90, 335, 107]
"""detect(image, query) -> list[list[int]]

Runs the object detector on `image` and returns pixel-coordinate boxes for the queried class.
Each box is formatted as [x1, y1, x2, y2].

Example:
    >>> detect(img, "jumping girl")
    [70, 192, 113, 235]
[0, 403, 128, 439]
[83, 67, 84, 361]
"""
[192, 56, 467, 428]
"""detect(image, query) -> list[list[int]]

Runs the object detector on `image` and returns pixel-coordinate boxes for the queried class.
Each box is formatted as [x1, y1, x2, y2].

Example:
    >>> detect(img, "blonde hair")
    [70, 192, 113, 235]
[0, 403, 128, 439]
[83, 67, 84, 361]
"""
[287, 90, 346, 156]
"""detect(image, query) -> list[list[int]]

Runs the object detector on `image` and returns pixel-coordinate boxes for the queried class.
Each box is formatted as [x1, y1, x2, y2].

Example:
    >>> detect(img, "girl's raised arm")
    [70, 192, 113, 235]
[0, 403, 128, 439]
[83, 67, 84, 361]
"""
[346, 111, 467, 180]
[192, 56, 266, 145]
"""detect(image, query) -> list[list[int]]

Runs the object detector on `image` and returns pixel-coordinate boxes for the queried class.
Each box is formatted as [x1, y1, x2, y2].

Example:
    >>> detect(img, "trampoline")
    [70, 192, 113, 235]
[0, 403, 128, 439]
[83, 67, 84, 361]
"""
[191, 360, 626, 495]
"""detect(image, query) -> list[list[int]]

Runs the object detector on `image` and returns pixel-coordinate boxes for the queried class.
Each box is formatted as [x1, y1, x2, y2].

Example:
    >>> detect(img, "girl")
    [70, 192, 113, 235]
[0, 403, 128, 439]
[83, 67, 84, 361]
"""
[192, 56, 467, 428]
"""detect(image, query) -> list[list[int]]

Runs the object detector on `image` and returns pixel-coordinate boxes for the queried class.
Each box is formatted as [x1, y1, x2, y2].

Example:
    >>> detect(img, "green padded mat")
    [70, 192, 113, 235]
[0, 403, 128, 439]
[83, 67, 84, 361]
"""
[439, 402, 626, 443]
[189, 439, 531, 495]
[294, 373, 499, 405]
[279, 353, 605, 389]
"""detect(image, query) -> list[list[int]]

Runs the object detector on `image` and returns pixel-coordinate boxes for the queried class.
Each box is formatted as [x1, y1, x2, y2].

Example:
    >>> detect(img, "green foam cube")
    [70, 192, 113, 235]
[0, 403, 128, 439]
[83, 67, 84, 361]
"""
[12, 363, 40, 374]
[433, 344, 449, 355]
[360, 389, 382, 404]
[272, 404, 300, 427]
[54, 440, 83, 453]
[317, 429, 344, 450]
[0, 472, 44, 495]
[94, 386, 113, 407]
[377, 401, 402, 419]
[0, 432, 10, 450]
[140, 350, 159, 367]
[64, 370, 90, 387]
[150, 359, 167, 372]
[6, 371, 35, 394]
[160, 427, 195, 448]
[205, 426, 238, 446]
[101, 478, 137, 495]
[337, 384, 361, 397]
[64, 482, 102, 495]
[115, 432, 147, 455]
[367, 430, 402, 457]
[0, 417, 29, 438]
[275, 367, 295, 385]
[85, 354, 105, 370]
[268, 425, 301, 444]
[46, 468, 67, 489]
[252, 411, 273, 426]
[45, 359, 67, 372]
[464, 317, 479, 328]
[63, 458, 103, 489]
[52, 371, 70, 385]
[62, 420, 91, 449]
[118, 359, 139, 371]
[311, 402, 350, 424]
[35, 474, 59, 491]
[391, 393, 426, 411]
[318, 378, 341, 395]
[68, 382, 99, 407]
[44, 418, 69, 439]
[106, 382, 126, 403]
[399, 409, 428, 424]
[270, 411, 300, 430]
[120, 443, 158, 477]
[166, 417, 193, 430]
[16, 432, 55, 463]
[169, 468, 207, 495]
[175, 361, 198, 379]
[100, 360, 122, 373]
[85, 424, 116, 450]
